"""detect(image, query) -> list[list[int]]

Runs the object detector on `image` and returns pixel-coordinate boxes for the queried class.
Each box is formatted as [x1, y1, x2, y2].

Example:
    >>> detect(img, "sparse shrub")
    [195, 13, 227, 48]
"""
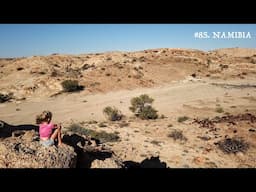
[218, 137, 249, 154]
[65, 67, 82, 78]
[87, 120, 98, 124]
[38, 71, 46, 75]
[90, 82, 100, 87]
[67, 123, 119, 143]
[191, 73, 196, 78]
[0, 93, 13, 103]
[177, 116, 189, 123]
[168, 130, 187, 141]
[215, 107, 224, 113]
[53, 64, 60, 68]
[105, 73, 111, 76]
[132, 58, 137, 62]
[106, 57, 112, 60]
[128, 75, 131, 78]
[207, 59, 212, 65]
[133, 74, 142, 79]
[81, 64, 92, 70]
[167, 124, 173, 127]
[101, 67, 106, 70]
[16, 67, 24, 71]
[129, 94, 158, 120]
[219, 64, 229, 70]
[103, 106, 123, 121]
[251, 58, 256, 64]
[151, 140, 161, 146]
[160, 114, 166, 119]
[98, 122, 107, 127]
[61, 80, 84, 92]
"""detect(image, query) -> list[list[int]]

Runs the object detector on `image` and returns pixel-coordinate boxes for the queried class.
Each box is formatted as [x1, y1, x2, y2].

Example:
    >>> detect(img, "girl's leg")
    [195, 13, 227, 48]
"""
[50, 124, 62, 146]
[57, 125, 62, 146]
[50, 128, 59, 141]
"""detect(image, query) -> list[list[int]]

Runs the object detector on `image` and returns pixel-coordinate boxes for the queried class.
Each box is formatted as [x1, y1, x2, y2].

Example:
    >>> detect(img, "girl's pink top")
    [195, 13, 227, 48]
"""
[39, 122, 54, 138]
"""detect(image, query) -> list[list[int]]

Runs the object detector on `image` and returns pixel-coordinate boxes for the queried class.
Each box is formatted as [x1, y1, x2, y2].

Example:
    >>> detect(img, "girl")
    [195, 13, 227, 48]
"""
[36, 110, 62, 147]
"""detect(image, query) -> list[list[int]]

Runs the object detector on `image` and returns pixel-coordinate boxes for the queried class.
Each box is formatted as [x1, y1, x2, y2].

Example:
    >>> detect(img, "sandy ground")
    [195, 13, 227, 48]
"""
[1, 78, 255, 124]
[1, 77, 256, 168]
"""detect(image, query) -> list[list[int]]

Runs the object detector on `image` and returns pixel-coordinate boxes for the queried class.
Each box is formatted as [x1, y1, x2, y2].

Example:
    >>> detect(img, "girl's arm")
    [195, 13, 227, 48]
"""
[53, 123, 61, 129]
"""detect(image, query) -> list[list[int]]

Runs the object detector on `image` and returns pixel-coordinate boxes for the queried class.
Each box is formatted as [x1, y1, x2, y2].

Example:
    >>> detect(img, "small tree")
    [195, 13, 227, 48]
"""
[129, 94, 158, 119]
[103, 106, 123, 121]
[61, 80, 84, 92]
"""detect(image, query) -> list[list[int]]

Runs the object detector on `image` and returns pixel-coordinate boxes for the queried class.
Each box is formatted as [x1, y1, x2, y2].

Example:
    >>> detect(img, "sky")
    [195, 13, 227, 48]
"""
[0, 24, 256, 58]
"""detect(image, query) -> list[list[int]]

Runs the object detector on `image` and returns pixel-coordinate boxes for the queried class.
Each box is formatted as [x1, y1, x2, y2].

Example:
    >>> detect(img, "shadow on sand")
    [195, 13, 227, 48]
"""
[62, 133, 112, 168]
[0, 120, 39, 138]
[123, 156, 167, 168]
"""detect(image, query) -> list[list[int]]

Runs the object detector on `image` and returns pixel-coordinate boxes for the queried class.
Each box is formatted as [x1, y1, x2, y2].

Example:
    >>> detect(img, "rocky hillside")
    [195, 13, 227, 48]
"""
[1, 48, 256, 101]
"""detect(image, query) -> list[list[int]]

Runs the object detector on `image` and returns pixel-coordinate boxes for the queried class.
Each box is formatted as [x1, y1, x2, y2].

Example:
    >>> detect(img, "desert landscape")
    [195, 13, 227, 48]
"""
[1, 47, 256, 168]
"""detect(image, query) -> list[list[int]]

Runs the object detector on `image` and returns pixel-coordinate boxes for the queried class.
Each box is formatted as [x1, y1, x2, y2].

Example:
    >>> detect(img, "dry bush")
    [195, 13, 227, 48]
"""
[61, 80, 84, 92]
[168, 130, 187, 141]
[218, 137, 249, 154]
[103, 106, 123, 121]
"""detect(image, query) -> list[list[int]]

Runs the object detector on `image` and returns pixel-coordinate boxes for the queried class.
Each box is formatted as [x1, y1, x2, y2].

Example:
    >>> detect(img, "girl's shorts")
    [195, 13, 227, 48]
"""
[40, 139, 54, 147]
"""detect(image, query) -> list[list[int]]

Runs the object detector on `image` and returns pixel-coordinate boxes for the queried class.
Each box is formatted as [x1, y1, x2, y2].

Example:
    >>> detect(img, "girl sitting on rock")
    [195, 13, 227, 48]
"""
[36, 110, 62, 147]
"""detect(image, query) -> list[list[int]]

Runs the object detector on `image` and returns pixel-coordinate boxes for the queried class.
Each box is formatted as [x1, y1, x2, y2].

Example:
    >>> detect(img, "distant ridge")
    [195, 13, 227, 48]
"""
[211, 47, 256, 57]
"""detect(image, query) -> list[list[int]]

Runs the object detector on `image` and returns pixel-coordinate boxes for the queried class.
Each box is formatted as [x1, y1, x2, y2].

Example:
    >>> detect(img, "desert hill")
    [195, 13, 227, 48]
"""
[1, 47, 256, 168]
[0, 47, 256, 100]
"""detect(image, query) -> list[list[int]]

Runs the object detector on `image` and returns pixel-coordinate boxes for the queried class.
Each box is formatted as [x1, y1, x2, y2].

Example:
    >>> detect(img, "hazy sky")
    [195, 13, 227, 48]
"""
[0, 24, 256, 58]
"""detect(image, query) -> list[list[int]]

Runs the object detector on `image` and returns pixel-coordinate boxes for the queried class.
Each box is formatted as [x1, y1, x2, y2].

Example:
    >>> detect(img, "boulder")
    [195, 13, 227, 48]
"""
[91, 157, 123, 168]
[0, 130, 77, 168]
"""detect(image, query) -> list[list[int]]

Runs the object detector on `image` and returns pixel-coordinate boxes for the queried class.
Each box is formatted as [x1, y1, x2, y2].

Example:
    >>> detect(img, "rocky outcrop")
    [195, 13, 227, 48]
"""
[62, 132, 123, 168]
[0, 130, 77, 168]
[0, 121, 123, 168]
[91, 158, 123, 168]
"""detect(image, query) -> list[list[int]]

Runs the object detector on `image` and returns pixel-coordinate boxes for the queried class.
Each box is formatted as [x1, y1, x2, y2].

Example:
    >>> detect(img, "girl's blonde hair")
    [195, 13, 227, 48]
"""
[36, 110, 52, 124]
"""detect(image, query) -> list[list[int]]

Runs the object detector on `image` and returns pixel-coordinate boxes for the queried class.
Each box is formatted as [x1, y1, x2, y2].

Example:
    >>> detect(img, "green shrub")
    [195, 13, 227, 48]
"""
[61, 80, 84, 92]
[103, 106, 123, 121]
[150, 140, 161, 146]
[215, 107, 224, 113]
[177, 116, 189, 123]
[137, 105, 158, 120]
[129, 94, 158, 120]
[160, 114, 166, 119]
[98, 122, 107, 127]
[67, 123, 119, 143]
